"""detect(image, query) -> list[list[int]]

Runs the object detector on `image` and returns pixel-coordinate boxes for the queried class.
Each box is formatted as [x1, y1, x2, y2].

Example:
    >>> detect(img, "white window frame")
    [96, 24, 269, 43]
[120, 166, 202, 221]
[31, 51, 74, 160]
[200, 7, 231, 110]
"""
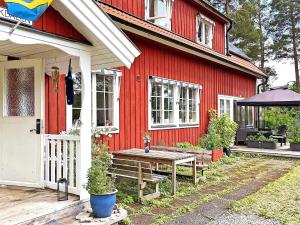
[66, 71, 121, 133]
[145, 0, 174, 30]
[218, 95, 242, 121]
[148, 77, 202, 130]
[196, 14, 215, 48]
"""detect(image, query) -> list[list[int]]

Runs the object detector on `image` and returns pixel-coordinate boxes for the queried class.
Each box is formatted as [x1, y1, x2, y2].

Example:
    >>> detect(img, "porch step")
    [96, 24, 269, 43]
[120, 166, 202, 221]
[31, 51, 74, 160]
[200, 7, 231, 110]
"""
[18, 200, 88, 225]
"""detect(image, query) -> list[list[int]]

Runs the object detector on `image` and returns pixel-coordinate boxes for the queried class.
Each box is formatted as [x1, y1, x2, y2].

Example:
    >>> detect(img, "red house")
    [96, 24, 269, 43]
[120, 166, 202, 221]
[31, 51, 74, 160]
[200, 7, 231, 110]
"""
[0, 0, 264, 211]
[77, 0, 263, 150]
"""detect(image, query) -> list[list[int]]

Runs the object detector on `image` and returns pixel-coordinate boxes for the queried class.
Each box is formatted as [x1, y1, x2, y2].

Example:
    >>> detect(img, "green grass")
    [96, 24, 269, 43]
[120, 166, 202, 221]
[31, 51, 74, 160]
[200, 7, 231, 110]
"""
[231, 165, 300, 225]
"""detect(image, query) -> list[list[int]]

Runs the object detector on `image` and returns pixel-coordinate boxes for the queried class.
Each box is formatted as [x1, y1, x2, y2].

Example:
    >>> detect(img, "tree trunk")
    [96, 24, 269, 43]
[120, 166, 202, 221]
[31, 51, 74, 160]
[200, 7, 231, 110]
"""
[290, 6, 300, 92]
[257, 0, 265, 70]
[225, 0, 230, 15]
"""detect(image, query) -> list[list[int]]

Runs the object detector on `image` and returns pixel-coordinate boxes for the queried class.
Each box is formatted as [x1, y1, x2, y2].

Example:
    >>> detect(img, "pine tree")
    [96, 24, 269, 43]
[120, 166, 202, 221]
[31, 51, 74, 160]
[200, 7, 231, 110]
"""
[269, 0, 300, 91]
[229, 1, 261, 61]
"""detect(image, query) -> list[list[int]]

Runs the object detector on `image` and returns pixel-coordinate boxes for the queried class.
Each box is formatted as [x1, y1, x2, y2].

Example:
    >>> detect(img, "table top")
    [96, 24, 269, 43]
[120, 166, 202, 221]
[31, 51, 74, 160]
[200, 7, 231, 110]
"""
[112, 148, 196, 162]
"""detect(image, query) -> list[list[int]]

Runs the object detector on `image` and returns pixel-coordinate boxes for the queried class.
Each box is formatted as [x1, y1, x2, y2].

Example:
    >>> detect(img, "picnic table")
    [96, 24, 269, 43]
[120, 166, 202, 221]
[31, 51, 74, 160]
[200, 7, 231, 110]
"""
[112, 148, 198, 194]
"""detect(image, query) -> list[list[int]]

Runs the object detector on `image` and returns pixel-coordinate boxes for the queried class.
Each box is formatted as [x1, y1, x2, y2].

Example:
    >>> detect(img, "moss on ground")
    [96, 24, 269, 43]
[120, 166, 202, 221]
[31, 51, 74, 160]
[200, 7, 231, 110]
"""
[231, 165, 300, 225]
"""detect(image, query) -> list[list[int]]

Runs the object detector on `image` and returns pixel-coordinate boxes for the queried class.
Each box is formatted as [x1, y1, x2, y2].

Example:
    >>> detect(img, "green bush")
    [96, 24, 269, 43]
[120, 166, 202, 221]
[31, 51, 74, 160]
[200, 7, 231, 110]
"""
[200, 129, 223, 150]
[176, 142, 203, 150]
[246, 133, 278, 143]
[85, 144, 115, 195]
[288, 122, 300, 143]
[262, 107, 299, 130]
[204, 110, 238, 149]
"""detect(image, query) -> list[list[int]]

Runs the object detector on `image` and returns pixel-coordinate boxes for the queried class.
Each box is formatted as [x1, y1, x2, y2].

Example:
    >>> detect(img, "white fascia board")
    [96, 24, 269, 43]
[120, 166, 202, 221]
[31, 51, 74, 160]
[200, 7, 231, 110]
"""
[55, 0, 141, 68]
[0, 23, 92, 57]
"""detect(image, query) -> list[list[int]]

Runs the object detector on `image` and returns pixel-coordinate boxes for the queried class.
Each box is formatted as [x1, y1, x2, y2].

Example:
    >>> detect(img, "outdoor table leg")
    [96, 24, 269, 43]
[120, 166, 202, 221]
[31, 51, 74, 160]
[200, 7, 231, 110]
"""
[172, 161, 176, 195]
[192, 158, 197, 185]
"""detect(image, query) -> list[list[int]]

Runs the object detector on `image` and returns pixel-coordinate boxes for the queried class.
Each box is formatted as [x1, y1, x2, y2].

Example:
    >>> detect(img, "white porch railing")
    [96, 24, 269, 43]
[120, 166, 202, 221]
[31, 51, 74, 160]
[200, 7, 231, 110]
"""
[43, 135, 81, 195]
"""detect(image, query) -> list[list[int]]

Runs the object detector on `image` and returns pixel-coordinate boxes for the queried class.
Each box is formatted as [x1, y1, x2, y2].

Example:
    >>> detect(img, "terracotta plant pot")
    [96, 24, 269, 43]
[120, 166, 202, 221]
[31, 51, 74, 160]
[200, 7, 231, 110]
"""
[212, 149, 224, 162]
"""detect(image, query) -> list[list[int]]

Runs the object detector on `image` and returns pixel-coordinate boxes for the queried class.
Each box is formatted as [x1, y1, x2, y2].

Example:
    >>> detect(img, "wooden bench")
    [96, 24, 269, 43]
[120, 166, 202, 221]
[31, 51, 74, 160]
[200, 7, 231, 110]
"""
[110, 158, 167, 202]
[151, 146, 209, 176]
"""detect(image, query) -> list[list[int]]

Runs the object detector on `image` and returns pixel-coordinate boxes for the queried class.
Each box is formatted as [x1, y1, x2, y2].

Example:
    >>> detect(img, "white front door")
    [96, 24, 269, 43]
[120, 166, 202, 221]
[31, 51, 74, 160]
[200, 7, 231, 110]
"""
[0, 59, 44, 188]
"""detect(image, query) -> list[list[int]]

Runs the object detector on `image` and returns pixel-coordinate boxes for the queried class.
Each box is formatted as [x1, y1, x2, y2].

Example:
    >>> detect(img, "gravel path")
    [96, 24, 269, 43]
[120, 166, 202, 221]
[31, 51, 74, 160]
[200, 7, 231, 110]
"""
[208, 213, 282, 225]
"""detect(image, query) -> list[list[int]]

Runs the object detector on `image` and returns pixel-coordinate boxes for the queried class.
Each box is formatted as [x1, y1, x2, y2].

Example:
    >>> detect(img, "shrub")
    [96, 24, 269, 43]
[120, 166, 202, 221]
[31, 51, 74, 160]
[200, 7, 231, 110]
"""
[200, 129, 223, 150]
[85, 144, 115, 195]
[288, 122, 300, 143]
[176, 142, 203, 150]
[246, 133, 278, 143]
[207, 110, 238, 149]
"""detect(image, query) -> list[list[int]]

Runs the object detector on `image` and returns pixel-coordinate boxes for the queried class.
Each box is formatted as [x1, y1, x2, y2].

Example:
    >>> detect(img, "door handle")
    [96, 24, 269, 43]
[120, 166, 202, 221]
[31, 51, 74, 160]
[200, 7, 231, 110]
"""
[30, 119, 41, 134]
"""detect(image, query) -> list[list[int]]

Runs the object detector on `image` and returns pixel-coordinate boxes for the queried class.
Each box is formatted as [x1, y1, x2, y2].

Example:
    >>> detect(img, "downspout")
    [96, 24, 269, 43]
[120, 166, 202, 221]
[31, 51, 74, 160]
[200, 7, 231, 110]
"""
[226, 20, 233, 55]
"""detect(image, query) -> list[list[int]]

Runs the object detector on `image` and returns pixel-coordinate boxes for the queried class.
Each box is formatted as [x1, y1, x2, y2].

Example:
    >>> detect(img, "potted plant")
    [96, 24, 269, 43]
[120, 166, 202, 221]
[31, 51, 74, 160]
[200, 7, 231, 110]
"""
[85, 145, 117, 218]
[143, 132, 151, 153]
[288, 123, 300, 151]
[200, 129, 223, 162]
[246, 133, 278, 149]
[246, 135, 261, 148]
[207, 110, 238, 156]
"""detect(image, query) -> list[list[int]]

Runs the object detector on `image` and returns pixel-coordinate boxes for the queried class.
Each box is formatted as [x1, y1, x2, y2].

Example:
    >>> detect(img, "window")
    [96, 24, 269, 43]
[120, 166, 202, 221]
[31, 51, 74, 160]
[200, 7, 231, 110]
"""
[196, 14, 215, 47]
[67, 70, 120, 132]
[218, 95, 254, 127]
[149, 77, 201, 129]
[145, 0, 174, 29]
[179, 87, 198, 124]
[151, 83, 174, 125]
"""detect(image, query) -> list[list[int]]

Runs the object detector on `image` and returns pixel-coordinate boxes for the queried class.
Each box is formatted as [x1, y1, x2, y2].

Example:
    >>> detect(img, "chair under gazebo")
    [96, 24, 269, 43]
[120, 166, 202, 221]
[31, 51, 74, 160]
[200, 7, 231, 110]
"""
[235, 86, 300, 146]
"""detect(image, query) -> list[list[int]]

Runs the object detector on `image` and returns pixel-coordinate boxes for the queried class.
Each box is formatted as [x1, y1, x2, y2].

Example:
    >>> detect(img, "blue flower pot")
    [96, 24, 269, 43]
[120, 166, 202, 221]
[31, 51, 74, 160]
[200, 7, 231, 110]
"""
[90, 190, 117, 218]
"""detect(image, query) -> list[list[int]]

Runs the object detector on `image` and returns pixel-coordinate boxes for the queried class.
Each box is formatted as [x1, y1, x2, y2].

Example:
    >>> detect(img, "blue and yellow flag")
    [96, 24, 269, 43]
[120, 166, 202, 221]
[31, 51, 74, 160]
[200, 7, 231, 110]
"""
[4, 0, 53, 21]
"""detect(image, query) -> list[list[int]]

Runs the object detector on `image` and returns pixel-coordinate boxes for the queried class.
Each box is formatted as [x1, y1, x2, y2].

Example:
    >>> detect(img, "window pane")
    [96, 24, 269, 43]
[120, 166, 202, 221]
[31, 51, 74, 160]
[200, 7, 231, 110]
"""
[72, 109, 81, 123]
[106, 109, 114, 125]
[73, 92, 82, 108]
[5, 67, 34, 117]
[97, 110, 105, 126]
[149, 0, 155, 17]
[96, 76, 104, 91]
[220, 99, 225, 115]
[73, 73, 81, 90]
[205, 23, 210, 45]
[96, 92, 104, 109]
[226, 99, 231, 115]
[105, 93, 114, 109]
[197, 21, 203, 43]
[105, 76, 114, 92]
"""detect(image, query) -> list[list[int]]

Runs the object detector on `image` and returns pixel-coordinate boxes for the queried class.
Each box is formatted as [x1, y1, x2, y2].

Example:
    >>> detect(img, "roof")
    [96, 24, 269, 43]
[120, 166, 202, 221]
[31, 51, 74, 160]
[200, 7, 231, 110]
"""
[98, 2, 265, 78]
[51, 0, 140, 68]
[237, 87, 300, 106]
[229, 43, 251, 61]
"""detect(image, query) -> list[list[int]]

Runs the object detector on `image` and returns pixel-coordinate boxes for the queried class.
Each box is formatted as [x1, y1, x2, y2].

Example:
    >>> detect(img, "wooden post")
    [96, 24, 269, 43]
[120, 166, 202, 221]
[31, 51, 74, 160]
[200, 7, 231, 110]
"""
[172, 161, 176, 195]
[79, 52, 92, 200]
[192, 157, 197, 185]
[138, 162, 143, 202]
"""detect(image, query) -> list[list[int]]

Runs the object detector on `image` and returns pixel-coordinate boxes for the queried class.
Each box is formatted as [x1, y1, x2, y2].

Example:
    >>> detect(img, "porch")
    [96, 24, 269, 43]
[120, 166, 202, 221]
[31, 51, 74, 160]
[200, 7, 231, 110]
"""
[232, 144, 300, 159]
[0, 185, 83, 225]
[0, 0, 140, 202]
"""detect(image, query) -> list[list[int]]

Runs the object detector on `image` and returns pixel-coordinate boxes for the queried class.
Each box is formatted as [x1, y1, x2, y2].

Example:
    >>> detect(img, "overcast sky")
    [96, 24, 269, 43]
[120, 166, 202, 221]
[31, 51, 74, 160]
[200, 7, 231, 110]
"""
[267, 60, 296, 87]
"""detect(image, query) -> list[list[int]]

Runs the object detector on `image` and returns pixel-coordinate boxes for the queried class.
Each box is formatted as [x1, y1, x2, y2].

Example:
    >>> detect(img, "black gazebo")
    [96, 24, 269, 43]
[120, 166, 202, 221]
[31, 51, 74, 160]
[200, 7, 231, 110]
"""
[237, 86, 300, 107]
[235, 86, 300, 144]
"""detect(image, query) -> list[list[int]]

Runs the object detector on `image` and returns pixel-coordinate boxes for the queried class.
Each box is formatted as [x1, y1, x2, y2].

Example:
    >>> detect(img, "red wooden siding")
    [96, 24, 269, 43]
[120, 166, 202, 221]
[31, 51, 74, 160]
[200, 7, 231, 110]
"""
[101, 0, 226, 54]
[45, 75, 66, 134]
[0, 1, 86, 42]
[172, 0, 225, 54]
[42, 35, 255, 151]
[106, 34, 256, 151]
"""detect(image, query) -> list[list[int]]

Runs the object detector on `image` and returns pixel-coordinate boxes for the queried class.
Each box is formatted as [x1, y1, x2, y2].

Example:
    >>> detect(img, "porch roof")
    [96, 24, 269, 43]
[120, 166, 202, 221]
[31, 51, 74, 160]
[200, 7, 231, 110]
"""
[0, 0, 141, 69]
[237, 87, 300, 106]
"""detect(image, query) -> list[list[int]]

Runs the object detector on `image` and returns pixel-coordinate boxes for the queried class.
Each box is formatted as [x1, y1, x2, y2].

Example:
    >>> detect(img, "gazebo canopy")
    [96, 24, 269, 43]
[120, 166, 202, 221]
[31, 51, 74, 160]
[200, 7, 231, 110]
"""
[237, 86, 300, 106]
